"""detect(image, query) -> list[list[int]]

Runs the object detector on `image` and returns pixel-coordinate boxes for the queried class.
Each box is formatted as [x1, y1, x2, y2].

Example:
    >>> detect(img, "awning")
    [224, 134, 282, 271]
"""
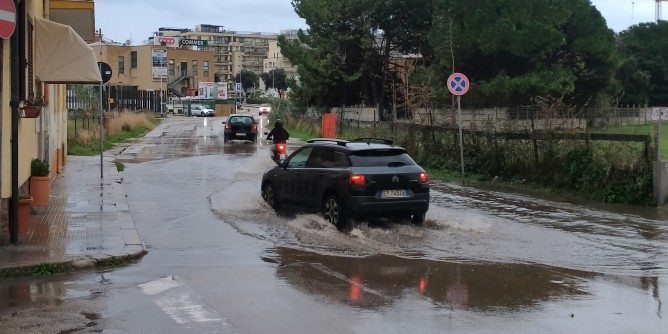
[34, 17, 101, 83]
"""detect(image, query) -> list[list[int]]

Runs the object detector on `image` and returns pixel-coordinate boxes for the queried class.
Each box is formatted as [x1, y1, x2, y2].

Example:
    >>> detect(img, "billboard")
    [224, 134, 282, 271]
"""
[198, 82, 229, 99]
[153, 36, 180, 48]
[152, 48, 167, 81]
[198, 82, 215, 98]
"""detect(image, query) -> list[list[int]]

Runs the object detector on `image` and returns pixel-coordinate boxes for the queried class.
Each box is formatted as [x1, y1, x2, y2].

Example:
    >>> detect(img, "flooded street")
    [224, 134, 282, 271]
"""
[1, 115, 666, 333]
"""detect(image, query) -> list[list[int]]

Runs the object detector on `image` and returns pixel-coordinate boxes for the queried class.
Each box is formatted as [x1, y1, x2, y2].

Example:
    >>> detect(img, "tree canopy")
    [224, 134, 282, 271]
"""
[260, 68, 289, 91]
[234, 69, 261, 91]
[615, 21, 668, 106]
[281, 0, 627, 110]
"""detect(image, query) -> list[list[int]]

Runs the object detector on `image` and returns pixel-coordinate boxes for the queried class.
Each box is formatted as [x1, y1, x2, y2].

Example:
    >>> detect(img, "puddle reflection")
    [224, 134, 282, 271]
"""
[267, 247, 599, 311]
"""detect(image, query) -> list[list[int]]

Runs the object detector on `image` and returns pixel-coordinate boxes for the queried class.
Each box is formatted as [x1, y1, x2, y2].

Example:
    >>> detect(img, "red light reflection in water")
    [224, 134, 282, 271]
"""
[350, 276, 362, 301]
[419, 277, 428, 293]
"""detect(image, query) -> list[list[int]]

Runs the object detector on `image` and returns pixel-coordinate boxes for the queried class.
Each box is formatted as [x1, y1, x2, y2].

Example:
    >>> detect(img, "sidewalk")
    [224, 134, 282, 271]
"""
[0, 155, 145, 271]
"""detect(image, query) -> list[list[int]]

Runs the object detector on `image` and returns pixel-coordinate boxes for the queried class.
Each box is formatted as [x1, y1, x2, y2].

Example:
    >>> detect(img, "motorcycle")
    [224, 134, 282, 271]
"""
[273, 143, 288, 163]
[265, 131, 288, 164]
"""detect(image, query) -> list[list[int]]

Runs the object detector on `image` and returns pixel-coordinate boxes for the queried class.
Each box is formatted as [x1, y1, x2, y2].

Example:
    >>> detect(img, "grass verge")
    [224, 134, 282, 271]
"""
[68, 112, 160, 156]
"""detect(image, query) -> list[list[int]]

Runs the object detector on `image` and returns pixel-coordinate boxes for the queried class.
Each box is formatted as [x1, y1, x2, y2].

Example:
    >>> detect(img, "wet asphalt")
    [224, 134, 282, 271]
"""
[0, 113, 666, 333]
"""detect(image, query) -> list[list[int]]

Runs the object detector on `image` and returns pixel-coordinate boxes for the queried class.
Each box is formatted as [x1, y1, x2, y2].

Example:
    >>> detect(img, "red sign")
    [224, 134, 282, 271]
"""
[154, 36, 180, 47]
[0, 0, 16, 40]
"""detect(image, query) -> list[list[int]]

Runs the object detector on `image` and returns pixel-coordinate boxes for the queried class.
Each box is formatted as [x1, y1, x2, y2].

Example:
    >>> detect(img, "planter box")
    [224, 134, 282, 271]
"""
[30, 176, 51, 206]
[18, 197, 32, 233]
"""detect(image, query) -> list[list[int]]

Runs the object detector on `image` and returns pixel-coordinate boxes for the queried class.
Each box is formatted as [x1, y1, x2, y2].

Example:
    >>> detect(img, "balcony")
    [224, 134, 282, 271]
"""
[49, 0, 95, 42]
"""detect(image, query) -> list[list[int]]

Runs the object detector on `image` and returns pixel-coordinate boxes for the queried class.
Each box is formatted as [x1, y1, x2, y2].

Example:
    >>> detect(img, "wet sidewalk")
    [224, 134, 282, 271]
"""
[0, 155, 145, 270]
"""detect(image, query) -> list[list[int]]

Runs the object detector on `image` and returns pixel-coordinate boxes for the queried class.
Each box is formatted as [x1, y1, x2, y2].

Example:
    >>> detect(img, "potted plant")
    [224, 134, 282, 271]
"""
[29, 158, 51, 206]
[18, 193, 33, 233]
[21, 94, 46, 118]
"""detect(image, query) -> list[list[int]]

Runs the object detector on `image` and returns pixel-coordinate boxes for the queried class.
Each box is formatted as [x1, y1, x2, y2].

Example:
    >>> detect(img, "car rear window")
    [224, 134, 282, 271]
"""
[348, 149, 416, 167]
[229, 117, 254, 124]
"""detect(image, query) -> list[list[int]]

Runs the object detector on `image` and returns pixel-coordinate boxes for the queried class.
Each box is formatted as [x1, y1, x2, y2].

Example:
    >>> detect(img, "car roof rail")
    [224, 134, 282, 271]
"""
[351, 138, 394, 145]
[306, 138, 349, 146]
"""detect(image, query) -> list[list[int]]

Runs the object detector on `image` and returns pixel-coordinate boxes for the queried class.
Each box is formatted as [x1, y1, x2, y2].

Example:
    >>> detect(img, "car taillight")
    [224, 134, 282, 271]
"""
[349, 174, 366, 186]
[276, 144, 286, 153]
[419, 172, 429, 183]
[225, 123, 231, 130]
[251, 124, 257, 131]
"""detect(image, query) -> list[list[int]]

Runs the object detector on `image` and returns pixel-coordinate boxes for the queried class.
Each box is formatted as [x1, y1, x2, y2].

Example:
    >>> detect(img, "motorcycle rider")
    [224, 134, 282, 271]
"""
[266, 119, 290, 160]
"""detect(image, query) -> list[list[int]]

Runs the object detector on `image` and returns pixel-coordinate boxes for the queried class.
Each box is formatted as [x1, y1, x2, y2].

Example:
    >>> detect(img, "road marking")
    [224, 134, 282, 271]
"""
[139, 276, 236, 332]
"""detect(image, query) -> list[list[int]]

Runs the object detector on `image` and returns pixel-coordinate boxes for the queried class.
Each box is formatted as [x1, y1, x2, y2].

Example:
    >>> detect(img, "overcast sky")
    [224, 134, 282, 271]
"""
[95, 0, 657, 44]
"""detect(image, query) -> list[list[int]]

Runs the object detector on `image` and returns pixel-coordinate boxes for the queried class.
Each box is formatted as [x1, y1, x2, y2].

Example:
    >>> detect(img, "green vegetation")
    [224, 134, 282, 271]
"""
[114, 160, 126, 172]
[30, 158, 50, 176]
[0, 263, 69, 280]
[68, 112, 159, 156]
[593, 123, 668, 159]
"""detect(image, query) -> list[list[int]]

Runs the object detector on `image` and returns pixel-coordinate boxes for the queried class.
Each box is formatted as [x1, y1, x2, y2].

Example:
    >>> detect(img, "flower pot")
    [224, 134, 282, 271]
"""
[21, 106, 42, 118]
[30, 176, 51, 206]
[18, 197, 33, 234]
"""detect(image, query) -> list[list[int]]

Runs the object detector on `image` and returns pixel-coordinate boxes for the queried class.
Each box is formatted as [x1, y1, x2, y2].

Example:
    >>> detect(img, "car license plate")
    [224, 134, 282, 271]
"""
[381, 189, 407, 198]
[236, 133, 246, 136]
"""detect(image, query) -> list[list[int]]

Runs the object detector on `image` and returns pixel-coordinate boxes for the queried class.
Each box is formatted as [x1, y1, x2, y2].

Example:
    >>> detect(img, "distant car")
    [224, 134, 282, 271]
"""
[191, 105, 214, 117]
[258, 104, 272, 116]
[260, 138, 430, 230]
[223, 114, 258, 143]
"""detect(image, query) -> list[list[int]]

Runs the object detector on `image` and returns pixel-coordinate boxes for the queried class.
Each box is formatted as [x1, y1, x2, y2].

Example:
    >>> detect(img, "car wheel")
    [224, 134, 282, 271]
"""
[262, 182, 280, 209]
[411, 211, 426, 226]
[323, 194, 348, 230]
[224, 135, 229, 143]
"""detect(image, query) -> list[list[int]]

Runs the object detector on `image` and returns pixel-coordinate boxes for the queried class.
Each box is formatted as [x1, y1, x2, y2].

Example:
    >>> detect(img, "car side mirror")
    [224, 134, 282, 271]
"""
[222, 121, 226, 124]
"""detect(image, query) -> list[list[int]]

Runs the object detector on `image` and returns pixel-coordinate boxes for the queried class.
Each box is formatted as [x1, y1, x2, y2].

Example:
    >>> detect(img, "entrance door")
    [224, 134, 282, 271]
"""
[181, 61, 188, 76]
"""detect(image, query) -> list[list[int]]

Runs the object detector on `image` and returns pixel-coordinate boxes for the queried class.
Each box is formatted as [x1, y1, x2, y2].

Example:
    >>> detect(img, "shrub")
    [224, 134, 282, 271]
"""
[30, 158, 50, 177]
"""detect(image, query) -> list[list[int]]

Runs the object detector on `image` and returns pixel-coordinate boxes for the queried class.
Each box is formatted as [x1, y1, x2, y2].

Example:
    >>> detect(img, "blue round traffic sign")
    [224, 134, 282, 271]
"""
[447, 73, 469, 96]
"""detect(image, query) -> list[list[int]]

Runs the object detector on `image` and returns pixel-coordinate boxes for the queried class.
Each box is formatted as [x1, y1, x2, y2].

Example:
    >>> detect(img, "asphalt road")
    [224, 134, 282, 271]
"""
[0, 112, 666, 333]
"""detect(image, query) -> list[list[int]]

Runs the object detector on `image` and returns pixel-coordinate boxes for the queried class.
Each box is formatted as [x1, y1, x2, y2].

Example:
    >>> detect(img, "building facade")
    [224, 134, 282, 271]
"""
[1, 0, 100, 245]
[89, 44, 215, 97]
[153, 24, 278, 84]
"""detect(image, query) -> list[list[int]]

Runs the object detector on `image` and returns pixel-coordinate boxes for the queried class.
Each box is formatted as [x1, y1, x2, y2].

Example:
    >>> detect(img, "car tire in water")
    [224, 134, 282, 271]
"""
[262, 182, 280, 209]
[323, 194, 348, 230]
[223, 135, 229, 143]
[411, 211, 426, 226]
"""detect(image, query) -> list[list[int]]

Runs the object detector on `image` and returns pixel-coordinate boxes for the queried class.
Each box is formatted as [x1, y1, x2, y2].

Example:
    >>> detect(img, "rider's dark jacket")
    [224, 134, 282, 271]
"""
[266, 126, 289, 143]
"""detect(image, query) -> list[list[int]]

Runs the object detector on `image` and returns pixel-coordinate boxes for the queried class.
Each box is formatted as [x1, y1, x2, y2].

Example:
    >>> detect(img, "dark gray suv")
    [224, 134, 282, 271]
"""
[260, 138, 430, 230]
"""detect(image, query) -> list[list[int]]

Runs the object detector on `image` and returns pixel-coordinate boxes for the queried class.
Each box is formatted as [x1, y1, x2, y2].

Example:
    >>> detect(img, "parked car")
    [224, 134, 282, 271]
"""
[222, 114, 258, 143]
[191, 105, 215, 117]
[260, 138, 430, 230]
[258, 104, 272, 116]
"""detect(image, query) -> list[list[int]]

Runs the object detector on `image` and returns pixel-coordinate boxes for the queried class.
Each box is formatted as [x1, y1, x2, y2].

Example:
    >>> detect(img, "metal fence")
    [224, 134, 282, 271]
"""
[300, 106, 657, 131]
[66, 85, 166, 112]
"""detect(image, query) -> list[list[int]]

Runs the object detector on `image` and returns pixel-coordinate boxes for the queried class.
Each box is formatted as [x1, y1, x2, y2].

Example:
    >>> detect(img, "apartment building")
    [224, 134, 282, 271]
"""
[153, 24, 278, 83]
[264, 39, 298, 81]
[89, 43, 215, 97]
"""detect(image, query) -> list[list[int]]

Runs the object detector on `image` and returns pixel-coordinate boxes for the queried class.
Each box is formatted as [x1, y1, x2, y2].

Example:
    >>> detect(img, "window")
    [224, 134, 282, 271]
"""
[203, 61, 209, 77]
[192, 60, 198, 76]
[118, 56, 125, 74]
[131, 51, 137, 68]
[287, 148, 313, 168]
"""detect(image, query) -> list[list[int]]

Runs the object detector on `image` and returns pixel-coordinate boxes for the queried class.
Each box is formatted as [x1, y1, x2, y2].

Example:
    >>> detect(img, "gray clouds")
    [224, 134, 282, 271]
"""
[95, 0, 656, 44]
[96, 0, 306, 43]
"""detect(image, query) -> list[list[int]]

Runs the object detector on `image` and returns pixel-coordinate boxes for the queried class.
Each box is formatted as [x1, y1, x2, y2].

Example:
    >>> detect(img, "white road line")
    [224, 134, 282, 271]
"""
[139, 276, 236, 332]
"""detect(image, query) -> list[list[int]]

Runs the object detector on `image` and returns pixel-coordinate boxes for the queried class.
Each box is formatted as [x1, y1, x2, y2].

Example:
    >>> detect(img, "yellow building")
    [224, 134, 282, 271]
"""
[1, 0, 99, 245]
[90, 43, 215, 97]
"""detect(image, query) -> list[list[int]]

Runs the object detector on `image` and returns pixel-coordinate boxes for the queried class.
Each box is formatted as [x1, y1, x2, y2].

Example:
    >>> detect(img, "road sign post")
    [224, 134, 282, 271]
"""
[447, 73, 470, 185]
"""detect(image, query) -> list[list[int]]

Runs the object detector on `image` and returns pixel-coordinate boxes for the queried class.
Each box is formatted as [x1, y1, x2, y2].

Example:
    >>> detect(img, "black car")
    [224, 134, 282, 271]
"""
[261, 138, 430, 230]
[223, 114, 258, 143]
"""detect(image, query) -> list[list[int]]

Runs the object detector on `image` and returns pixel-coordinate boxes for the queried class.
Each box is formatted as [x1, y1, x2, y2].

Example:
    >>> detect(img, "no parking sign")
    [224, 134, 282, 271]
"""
[447, 73, 469, 96]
